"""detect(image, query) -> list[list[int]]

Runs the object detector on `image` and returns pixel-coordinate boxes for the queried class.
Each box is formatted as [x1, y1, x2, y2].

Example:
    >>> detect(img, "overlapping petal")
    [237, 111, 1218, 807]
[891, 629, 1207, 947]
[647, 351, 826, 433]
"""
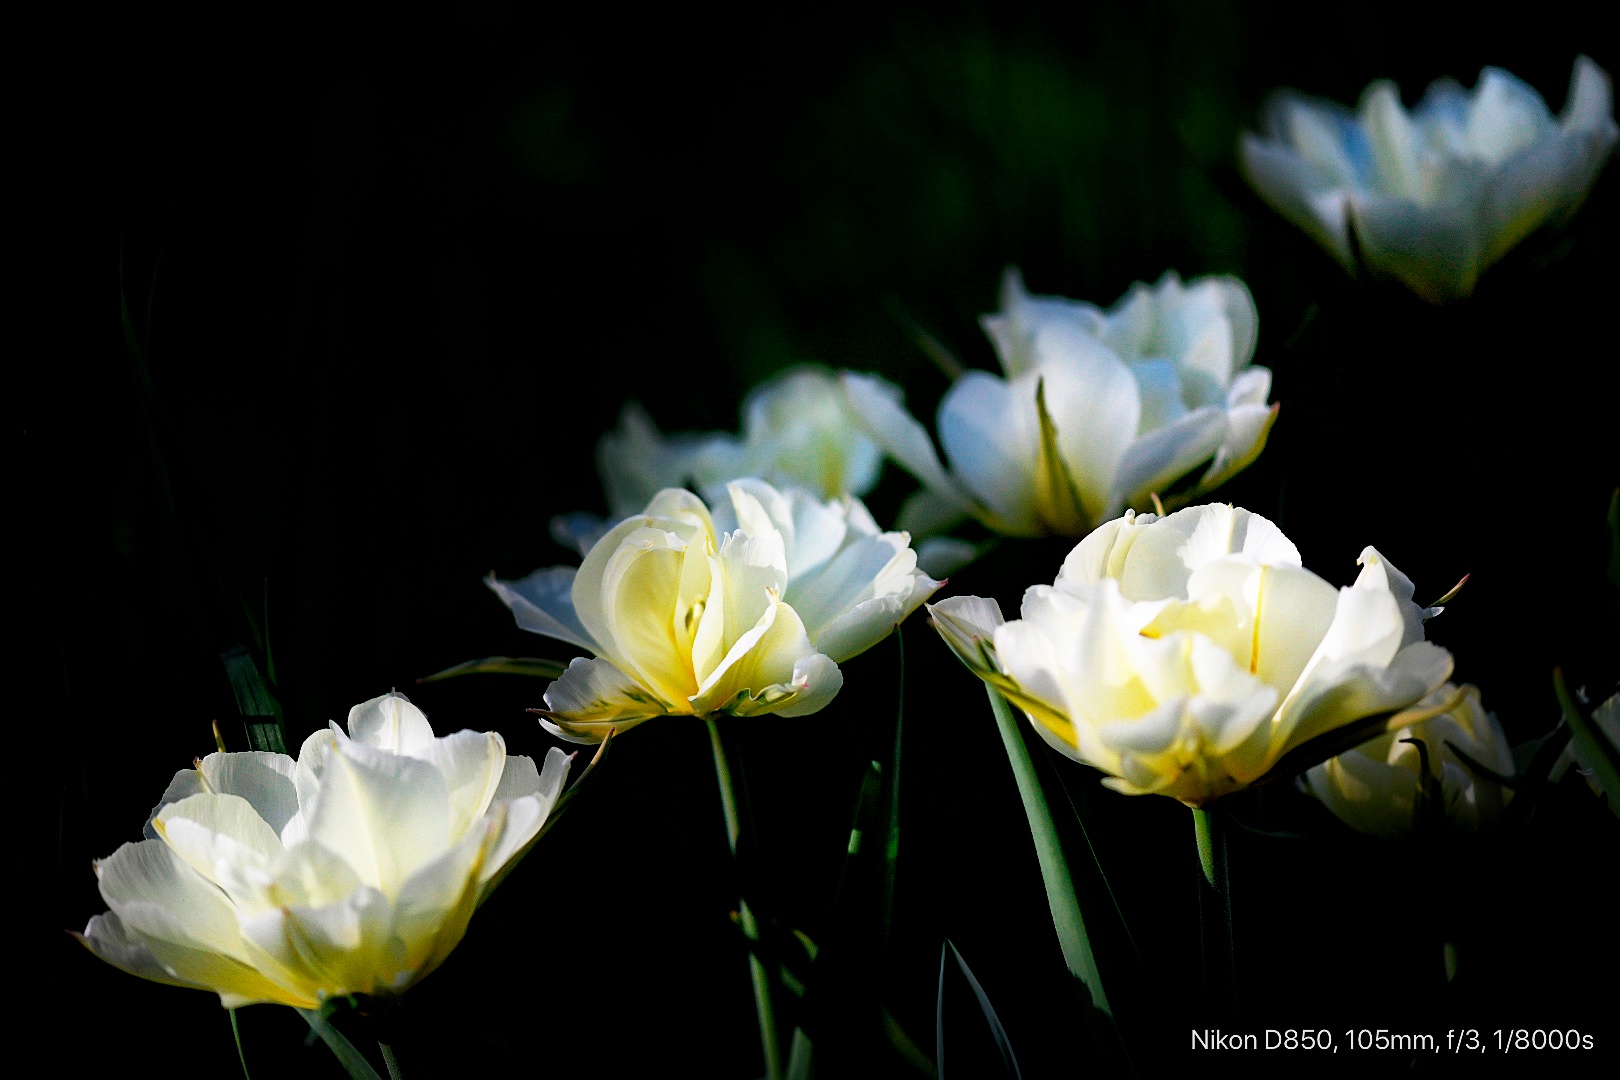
[77, 692, 568, 1008]
[931, 505, 1454, 806]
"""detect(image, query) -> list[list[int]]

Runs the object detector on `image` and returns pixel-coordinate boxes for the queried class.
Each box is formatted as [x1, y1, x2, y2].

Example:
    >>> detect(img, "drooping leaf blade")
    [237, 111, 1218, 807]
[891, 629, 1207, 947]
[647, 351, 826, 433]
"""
[936, 939, 1022, 1080]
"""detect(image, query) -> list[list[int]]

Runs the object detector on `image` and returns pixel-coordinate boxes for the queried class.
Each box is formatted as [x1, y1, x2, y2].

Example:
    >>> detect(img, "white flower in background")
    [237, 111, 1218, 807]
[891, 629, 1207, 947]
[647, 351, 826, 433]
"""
[76, 692, 569, 1008]
[1241, 56, 1617, 302]
[492, 479, 941, 742]
[844, 270, 1275, 541]
[554, 365, 900, 554]
[931, 504, 1454, 806]
[1303, 684, 1514, 837]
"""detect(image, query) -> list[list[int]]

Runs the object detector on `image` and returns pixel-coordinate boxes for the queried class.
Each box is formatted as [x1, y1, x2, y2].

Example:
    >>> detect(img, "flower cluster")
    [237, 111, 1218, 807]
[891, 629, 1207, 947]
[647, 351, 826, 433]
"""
[845, 270, 1275, 540]
[491, 479, 941, 741]
[931, 505, 1454, 805]
[1241, 56, 1617, 301]
[77, 693, 569, 1008]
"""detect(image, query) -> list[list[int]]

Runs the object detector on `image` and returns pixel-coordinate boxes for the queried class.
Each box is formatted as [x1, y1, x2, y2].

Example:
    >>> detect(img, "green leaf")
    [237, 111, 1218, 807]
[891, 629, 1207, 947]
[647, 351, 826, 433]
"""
[296, 1008, 386, 1080]
[984, 686, 1109, 1016]
[220, 644, 286, 753]
[416, 656, 569, 682]
[936, 940, 1022, 1080]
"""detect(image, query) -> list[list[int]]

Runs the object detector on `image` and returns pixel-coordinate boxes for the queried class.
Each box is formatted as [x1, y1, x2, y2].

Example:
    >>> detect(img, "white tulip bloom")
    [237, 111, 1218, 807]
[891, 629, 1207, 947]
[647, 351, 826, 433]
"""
[931, 505, 1455, 806]
[1304, 684, 1514, 837]
[1241, 56, 1617, 302]
[76, 692, 570, 1009]
[492, 479, 941, 742]
[844, 270, 1275, 541]
[554, 365, 900, 554]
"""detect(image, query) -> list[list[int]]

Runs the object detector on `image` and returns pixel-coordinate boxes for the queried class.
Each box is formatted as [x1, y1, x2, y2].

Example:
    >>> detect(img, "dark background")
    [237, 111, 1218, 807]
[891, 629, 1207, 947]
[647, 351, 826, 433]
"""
[35, 3, 1618, 1075]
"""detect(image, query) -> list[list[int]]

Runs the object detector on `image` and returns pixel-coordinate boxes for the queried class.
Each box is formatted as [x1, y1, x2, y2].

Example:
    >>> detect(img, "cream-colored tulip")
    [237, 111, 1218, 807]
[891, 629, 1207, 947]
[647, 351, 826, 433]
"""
[1241, 56, 1617, 301]
[931, 505, 1455, 806]
[844, 270, 1274, 541]
[491, 479, 941, 741]
[553, 365, 900, 554]
[1303, 684, 1513, 837]
[76, 692, 570, 1008]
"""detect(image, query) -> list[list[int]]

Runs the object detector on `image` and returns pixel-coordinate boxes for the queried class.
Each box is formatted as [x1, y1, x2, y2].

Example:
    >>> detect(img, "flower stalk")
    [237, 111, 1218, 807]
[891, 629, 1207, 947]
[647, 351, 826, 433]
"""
[1191, 805, 1234, 1006]
[707, 717, 784, 1080]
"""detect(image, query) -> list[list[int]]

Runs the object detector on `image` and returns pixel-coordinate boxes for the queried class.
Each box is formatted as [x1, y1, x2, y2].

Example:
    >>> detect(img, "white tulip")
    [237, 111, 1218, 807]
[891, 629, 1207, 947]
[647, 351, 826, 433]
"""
[844, 270, 1275, 541]
[492, 479, 941, 741]
[931, 505, 1454, 806]
[1241, 56, 1617, 301]
[76, 692, 570, 1008]
[554, 365, 900, 554]
[1303, 684, 1514, 837]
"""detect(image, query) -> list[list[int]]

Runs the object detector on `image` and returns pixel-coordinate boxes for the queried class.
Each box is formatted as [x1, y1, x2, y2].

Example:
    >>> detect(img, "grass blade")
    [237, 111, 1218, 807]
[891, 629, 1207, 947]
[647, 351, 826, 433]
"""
[984, 686, 1109, 1017]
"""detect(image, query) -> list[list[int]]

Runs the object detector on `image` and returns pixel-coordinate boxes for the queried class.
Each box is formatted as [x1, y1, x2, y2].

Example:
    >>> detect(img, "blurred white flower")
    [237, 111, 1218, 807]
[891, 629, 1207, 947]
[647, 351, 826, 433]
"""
[554, 365, 900, 554]
[844, 270, 1275, 540]
[1241, 55, 1617, 301]
[76, 692, 569, 1009]
[493, 479, 941, 742]
[1303, 684, 1514, 837]
[931, 504, 1454, 806]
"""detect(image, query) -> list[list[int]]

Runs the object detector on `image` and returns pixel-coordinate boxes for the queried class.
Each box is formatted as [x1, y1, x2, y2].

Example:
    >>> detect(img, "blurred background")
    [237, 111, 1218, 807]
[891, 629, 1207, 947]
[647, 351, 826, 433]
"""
[40, 2, 1617, 1075]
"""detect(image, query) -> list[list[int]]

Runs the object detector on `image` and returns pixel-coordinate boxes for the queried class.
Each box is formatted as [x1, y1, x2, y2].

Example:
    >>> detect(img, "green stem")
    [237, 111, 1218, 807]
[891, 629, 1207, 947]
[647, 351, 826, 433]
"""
[1190, 805, 1234, 1005]
[1192, 806, 1217, 889]
[228, 1009, 253, 1080]
[707, 716, 784, 1080]
[984, 686, 1109, 1016]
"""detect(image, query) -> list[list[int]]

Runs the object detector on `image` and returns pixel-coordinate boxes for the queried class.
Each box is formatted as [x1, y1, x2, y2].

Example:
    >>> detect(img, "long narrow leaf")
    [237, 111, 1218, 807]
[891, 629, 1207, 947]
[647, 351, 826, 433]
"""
[936, 940, 1022, 1080]
[984, 686, 1109, 1016]
[296, 1009, 386, 1080]
[418, 656, 569, 682]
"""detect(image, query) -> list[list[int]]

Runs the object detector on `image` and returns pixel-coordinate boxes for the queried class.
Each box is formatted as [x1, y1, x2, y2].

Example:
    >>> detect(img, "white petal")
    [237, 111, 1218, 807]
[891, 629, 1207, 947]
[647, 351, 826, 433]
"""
[929, 594, 1006, 667]
[1348, 191, 1483, 302]
[841, 371, 974, 517]
[486, 566, 594, 652]
[772, 650, 845, 718]
[542, 655, 670, 736]
[347, 691, 436, 755]
[1037, 346, 1141, 524]
[1562, 55, 1617, 137]
[1240, 134, 1356, 269]
[414, 730, 508, 839]
[937, 371, 1044, 535]
[154, 793, 284, 899]
[303, 745, 451, 895]
[1480, 128, 1610, 264]
[195, 752, 300, 838]
[95, 839, 254, 964]
[1107, 407, 1225, 515]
